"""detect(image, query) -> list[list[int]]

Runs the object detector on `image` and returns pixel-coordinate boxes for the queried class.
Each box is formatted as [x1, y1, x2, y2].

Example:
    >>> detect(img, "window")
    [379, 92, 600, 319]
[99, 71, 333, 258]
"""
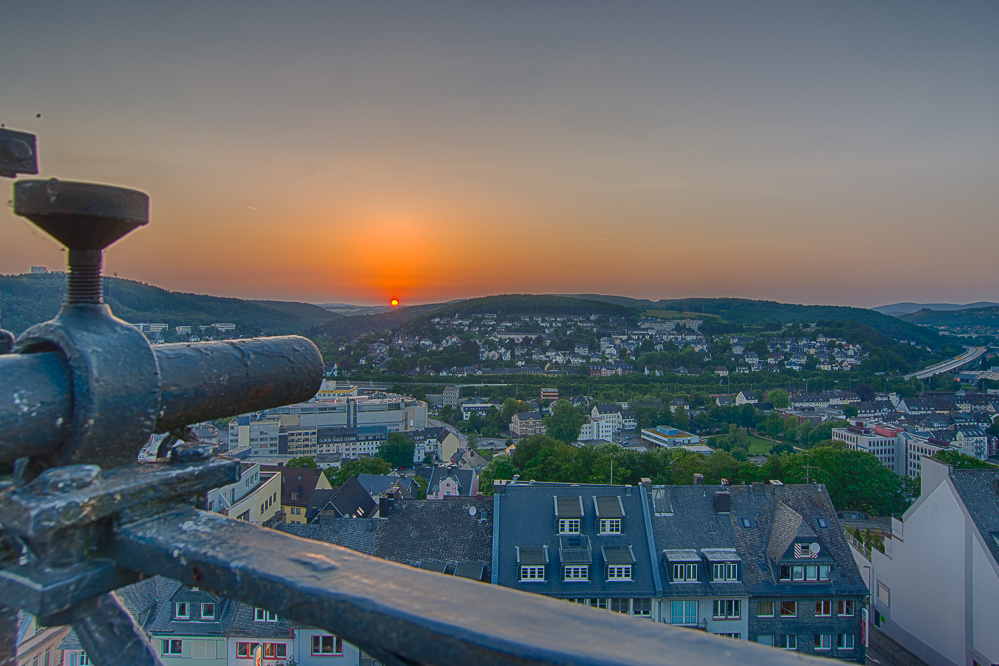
[819, 565, 830, 580]
[877, 582, 890, 607]
[670, 600, 698, 626]
[779, 565, 792, 581]
[564, 565, 588, 581]
[610, 598, 629, 614]
[815, 600, 831, 617]
[599, 518, 622, 534]
[312, 635, 344, 656]
[254, 608, 278, 622]
[715, 633, 742, 639]
[290, 507, 302, 515]
[757, 601, 774, 617]
[200, 603, 215, 619]
[805, 565, 818, 581]
[712, 599, 741, 619]
[837, 633, 855, 650]
[264, 644, 287, 658]
[607, 565, 632, 581]
[778, 634, 798, 650]
[780, 601, 797, 617]
[558, 518, 580, 534]
[814, 634, 832, 650]
[174, 602, 189, 619]
[162, 639, 182, 655]
[633, 598, 652, 617]
[520, 565, 545, 582]
[792, 565, 804, 581]
[671, 563, 697, 582]
[712, 562, 738, 581]
[837, 599, 855, 617]
[236, 642, 259, 658]
[79, 654, 92, 666]
[587, 598, 608, 610]
[756, 635, 774, 646]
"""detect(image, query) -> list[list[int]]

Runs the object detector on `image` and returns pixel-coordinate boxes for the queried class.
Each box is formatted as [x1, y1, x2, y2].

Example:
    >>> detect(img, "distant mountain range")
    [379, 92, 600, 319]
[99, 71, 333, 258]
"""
[899, 306, 999, 329]
[872, 302, 999, 317]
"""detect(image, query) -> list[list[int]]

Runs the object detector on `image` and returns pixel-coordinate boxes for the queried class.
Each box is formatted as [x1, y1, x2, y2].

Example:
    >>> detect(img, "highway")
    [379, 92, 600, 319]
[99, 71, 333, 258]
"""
[904, 345, 987, 380]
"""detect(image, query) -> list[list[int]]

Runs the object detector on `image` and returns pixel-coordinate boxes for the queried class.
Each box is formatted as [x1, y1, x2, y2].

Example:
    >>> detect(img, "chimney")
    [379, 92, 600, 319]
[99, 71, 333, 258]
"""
[378, 495, 390, 518]
[640, 478, 652, 491]
[693, 473, 704, 486]
[493, 480, 506, 495]
[715, 491, 731, 514]
[476, 492, 483, 500]
[752, 481, 763, 494]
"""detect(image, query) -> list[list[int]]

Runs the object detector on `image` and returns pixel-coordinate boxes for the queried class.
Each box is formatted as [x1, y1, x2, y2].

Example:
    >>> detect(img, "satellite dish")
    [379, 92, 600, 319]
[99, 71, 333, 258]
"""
[809, 543, 820, 555]
[468, 506, 477, 516]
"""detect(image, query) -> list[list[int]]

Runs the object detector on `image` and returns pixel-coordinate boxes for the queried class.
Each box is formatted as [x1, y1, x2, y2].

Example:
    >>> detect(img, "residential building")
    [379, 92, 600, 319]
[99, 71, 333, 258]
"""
[510, 412, 546, 437]
[442, 386, 461, 409]
[832, 425, 904, 475]
[16, 614, 70, 666]
[206, 462, 281, 524]
[591, 404, 624, 432]
[540, 388, 559, 402]
[426, 467, 479, 499]
[460, 398, 491, 421]
[261, 465, 334, 524]
[267, 394, 427, 433]
[736, 391, 758, 406]
[491, 481, 660, 620]
[579, 418, 615, 443]
[316, 425, 388, 460]
[863, 458, 999, 666]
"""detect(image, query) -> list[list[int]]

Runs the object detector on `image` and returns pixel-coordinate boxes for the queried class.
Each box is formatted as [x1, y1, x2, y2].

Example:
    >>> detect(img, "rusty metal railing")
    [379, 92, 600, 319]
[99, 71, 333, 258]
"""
[0, 128, 828, 665]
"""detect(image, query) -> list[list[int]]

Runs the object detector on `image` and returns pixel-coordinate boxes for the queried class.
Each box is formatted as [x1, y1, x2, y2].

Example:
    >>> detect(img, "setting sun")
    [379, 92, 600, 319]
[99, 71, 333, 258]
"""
[390, 299, 399, 306]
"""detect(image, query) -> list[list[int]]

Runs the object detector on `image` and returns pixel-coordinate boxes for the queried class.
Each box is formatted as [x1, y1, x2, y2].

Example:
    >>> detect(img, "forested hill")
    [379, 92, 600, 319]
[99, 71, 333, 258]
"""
[900, 306, 999, 328]
[0, 273, 339, 335]
[568, 294, 945, 348]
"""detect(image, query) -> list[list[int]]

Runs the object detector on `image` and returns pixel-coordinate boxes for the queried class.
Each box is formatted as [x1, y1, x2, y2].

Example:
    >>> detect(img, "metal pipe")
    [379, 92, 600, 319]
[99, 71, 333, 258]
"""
[153, 336, 323, 432]
[0, 352, 73, 461]
[0, 336, 323, 462]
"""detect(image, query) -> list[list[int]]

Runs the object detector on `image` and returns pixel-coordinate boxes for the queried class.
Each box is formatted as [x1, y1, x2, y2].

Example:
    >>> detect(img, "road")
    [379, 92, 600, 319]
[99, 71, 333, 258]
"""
[903, 345, 986, 380]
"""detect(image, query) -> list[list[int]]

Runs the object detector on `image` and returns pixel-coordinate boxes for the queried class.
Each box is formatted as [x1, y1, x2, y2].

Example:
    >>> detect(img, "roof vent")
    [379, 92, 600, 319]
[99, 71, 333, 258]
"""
[693, 473, 704, 486]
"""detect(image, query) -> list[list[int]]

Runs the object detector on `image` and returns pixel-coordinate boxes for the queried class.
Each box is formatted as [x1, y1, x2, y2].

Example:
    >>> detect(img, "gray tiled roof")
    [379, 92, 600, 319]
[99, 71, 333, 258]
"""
[948, 467, 999, 565]
[278, 497, 494, 579]
[493, 483, 659, 598]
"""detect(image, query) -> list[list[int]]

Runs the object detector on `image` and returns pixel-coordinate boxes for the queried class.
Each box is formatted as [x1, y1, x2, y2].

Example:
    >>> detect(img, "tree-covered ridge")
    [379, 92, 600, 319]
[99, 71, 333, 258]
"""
[0, 273, 338, 335]
[901, 305, 999, 328]
[314, 302, 448, 341]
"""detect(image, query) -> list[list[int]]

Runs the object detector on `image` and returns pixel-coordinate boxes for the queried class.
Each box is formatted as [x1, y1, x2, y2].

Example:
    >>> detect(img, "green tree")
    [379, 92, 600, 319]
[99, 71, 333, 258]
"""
[325, 457, 392, 487]
[479, 456, 519, 495]
[672, 405, 689, 431]
[285, 456, 317, 468]
[544, 400, 586, 443]
[931, 450, 997, 469]
[843, 405, 859, 419]
[378, 432, 416, 469]
[412, 474, 428, 500]
[767, 389, 789, 409]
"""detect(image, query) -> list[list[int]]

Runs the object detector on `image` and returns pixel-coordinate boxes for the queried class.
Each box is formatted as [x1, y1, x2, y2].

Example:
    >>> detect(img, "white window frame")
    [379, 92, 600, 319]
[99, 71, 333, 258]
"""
[814, 633, 832, 650]
[312, 635, 344, 656]
[599, 518, 622, 534]
[200, 602, 215, 620]
[670, 600, 698, 626]
[519, 565, 545, 582]
[254, 608, 278, 622]
[174, 602, 189, 619]
[632, 598, 652, 617]
[712, 562, 738, 581]
[780, 601, 797, 617]
[564, 565, 589, 581]
[671, 563, 697, 582]
[757, 600, 774, 617]
[162, 639, 183, 655]
[837, 633, 855, 650]
[837, 599, 855, 617]
[607, 565, 632, 581]
[558, 518, 580, 534]
[815, 600, 831, 617]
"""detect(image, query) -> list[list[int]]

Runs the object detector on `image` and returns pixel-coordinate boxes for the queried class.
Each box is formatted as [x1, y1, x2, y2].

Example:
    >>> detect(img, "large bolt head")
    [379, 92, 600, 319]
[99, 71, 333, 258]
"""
[13, 180, 148, 251]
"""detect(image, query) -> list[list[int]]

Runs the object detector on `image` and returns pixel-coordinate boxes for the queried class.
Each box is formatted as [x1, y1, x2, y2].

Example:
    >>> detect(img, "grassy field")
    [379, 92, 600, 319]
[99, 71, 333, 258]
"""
[746, 436, 775, 455]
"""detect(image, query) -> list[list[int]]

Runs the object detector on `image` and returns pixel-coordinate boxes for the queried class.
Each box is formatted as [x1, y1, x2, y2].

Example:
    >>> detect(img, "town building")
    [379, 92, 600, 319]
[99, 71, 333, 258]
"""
[860, 458, 999, 666]
[510, 412, 546, 437]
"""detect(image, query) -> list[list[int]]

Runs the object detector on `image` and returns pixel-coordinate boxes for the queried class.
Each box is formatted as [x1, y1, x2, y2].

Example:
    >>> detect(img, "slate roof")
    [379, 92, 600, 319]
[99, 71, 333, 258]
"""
[356, 473, 417, 499]
[261, 465, 328, 509]
[594, 404, 622, 415]
[493, 482, 659, 598]
[427, 467, 477, 496]
[650, 483, 865, 599]
[948, 467, 999, 566]
[325, 475, 378, 519]
[278, 497, 494, 580]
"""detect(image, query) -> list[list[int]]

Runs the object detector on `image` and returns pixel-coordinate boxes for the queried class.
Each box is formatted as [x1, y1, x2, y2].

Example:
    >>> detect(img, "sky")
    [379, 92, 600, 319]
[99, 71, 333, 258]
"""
[1, 2, 997, 308]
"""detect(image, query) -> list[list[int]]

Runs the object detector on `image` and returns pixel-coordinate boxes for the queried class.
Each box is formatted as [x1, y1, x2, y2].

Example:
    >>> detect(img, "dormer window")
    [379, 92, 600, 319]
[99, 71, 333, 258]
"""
[200, 603, 215, 620]
[600, 518, 622, 534]
[254, 608, 278, 622]
[664, 550, 700, 583]
[517, 546, 548, 583]
[602, 545, 635, 582]
[554, 496, 584, 534]
[712, 562, 738, 582]
[672, 563, 697, 582]
[558, 518, 580, 534]
[175, 602, 189, 619]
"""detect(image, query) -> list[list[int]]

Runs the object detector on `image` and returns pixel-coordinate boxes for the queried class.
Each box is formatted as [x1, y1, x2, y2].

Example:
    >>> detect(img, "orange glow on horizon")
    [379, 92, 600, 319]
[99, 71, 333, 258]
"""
[390, 298, 399, 306]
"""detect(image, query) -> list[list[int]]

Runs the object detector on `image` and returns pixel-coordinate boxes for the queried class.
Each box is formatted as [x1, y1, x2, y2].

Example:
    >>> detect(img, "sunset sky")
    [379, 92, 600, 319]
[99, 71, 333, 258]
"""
[1, 2, 997, 308]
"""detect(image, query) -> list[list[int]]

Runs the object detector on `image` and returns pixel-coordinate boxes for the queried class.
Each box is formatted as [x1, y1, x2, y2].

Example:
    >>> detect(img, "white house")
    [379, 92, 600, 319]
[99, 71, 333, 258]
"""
[862, 458, 999, 666]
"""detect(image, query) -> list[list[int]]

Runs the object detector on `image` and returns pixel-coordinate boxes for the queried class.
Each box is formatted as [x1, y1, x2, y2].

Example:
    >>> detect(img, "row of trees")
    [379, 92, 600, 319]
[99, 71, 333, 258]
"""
[480, 434, 920, 516]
